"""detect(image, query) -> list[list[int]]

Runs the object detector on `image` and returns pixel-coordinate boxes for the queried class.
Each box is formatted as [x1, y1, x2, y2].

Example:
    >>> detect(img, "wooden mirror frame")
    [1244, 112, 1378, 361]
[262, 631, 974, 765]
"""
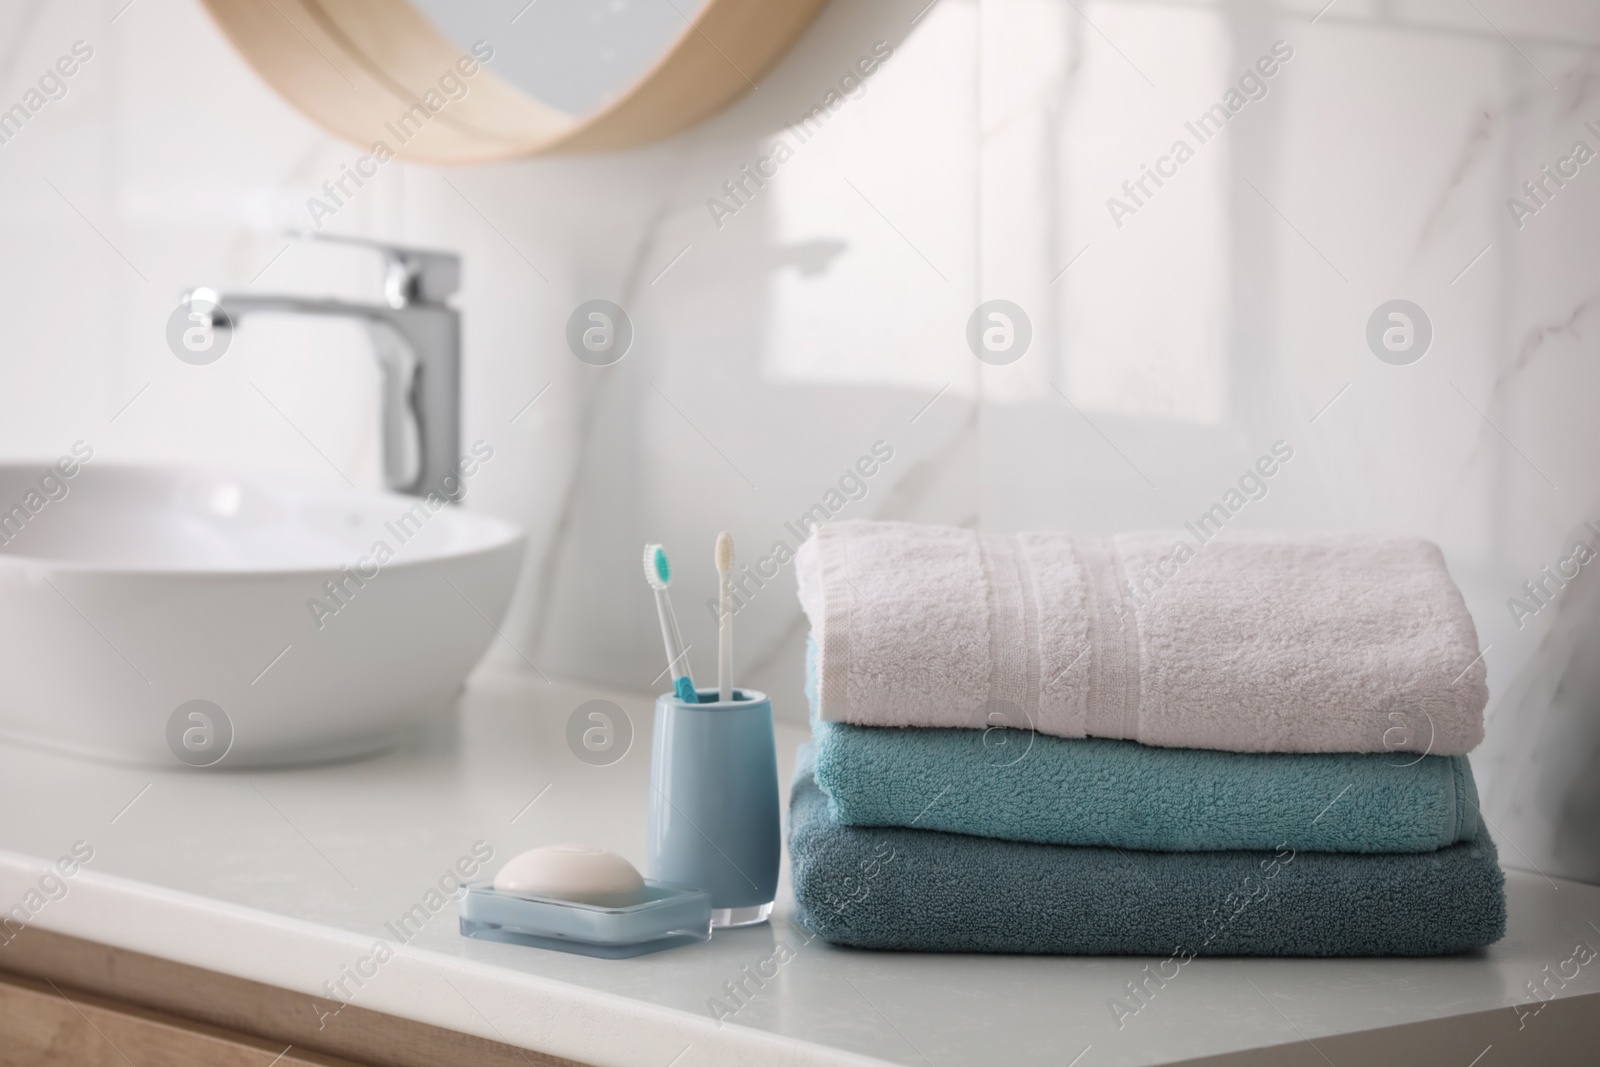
[197, 0, 830, 163]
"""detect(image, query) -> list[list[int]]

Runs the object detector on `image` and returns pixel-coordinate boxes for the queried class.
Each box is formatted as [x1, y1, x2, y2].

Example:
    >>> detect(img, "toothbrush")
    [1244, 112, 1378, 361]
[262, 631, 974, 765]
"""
[716, 532, 733, 702]
[644, 544, 697, 703]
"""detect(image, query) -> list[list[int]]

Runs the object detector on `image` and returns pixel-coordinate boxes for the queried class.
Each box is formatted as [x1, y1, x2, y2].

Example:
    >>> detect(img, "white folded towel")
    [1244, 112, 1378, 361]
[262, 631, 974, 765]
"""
[796, 521, 1487, 755]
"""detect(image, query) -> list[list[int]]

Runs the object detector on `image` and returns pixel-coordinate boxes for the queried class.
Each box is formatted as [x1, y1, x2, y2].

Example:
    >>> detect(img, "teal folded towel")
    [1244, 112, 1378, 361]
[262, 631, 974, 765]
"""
[814, 719, 1478, 853]
[790, 746, 1507, 956]
[806, 643, 1479, 853]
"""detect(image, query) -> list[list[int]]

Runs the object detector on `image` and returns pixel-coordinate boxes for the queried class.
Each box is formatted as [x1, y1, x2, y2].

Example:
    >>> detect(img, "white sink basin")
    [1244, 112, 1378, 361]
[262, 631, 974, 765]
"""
[0, 464, 526, 767]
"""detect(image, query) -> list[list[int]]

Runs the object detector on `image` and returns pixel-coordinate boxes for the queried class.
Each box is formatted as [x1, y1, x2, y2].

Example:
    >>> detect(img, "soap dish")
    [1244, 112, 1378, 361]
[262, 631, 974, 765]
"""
[458, 881, 712, 959]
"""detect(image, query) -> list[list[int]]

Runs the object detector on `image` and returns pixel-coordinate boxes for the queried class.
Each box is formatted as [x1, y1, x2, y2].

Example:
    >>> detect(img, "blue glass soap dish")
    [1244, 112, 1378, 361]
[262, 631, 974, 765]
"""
[458, 880, 712, 959]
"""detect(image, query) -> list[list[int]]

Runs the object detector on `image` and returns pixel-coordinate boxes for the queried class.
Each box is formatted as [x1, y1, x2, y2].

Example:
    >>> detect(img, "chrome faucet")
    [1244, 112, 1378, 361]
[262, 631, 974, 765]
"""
[185, 234, 462, 499]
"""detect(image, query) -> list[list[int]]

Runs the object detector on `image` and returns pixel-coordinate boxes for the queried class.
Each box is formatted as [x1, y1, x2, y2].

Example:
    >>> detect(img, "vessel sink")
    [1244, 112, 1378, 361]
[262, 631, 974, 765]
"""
[0, 464, 525, 767]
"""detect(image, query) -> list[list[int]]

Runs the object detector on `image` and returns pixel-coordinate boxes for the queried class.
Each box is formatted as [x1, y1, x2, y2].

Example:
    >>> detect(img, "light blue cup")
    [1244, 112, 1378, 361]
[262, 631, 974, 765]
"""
[648, 688, 780, 927]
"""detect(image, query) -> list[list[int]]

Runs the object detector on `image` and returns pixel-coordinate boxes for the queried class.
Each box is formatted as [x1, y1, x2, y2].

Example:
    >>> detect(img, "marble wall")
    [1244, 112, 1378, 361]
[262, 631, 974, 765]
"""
[1, 0, 1597, 882]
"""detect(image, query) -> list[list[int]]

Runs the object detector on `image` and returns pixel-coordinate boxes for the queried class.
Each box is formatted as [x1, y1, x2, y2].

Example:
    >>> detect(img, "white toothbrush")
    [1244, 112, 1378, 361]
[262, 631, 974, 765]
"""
[643, 544, 696, 703]
[716, 532, 733, 702]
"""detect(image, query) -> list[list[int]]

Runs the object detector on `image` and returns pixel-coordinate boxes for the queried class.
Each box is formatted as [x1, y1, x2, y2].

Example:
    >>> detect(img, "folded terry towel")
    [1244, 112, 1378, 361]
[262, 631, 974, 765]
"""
[790, 747, 1507, 956]
[812, 717, 1480, 854]
[796, 521, 1487, 754]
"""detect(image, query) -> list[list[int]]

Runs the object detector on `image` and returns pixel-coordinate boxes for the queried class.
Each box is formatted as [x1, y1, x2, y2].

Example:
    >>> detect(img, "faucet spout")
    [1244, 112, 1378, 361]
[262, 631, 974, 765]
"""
[183, 238, 463, 500]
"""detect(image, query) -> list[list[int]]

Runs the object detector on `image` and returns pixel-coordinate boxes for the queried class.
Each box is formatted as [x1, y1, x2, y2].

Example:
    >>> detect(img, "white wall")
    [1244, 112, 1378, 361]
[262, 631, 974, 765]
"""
[2, 0, 1598, 882]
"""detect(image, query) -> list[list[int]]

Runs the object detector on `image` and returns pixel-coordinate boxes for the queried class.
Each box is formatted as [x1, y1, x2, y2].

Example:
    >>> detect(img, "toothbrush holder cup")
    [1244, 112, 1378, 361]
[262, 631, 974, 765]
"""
[648, 688, 780, 928]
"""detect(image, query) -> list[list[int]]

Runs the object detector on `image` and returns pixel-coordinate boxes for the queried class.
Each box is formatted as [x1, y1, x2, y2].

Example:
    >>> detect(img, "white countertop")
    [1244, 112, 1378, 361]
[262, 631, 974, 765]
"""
[1, 665, 1596, 1067]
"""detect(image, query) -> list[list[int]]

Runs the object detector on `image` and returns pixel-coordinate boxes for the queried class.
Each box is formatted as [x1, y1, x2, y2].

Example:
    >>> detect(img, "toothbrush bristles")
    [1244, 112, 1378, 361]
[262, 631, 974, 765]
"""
[643, 543, 671, 588]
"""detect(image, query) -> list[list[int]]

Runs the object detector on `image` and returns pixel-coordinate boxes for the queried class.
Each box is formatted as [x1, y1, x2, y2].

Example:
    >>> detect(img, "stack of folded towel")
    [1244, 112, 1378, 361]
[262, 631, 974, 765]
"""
[789, 521, 1506, 956]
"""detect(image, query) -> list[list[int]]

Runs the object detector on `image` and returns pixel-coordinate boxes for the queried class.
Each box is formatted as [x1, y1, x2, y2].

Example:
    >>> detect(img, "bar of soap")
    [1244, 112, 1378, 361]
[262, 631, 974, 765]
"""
[493, 844, 646, 907]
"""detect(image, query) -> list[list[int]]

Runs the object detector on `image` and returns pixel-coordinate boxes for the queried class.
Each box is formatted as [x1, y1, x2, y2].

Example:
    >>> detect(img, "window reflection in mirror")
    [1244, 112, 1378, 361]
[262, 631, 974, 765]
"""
[412, 0, 716, 117]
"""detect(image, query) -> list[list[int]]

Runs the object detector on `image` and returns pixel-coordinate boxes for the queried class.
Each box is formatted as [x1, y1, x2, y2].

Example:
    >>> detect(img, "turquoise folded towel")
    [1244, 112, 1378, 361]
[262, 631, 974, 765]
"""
[813, 720, 1478, 853]
[790, 746, 1507, 956]
[807, 643, 1479, 853]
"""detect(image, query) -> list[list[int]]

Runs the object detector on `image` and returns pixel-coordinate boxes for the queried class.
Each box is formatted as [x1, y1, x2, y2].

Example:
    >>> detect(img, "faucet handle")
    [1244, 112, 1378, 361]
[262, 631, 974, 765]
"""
[289, 231, 460, 309]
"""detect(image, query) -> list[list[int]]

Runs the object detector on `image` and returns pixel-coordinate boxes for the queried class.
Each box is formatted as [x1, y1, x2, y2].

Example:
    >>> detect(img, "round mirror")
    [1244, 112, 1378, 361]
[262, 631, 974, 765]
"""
[197, 0, 829, 164]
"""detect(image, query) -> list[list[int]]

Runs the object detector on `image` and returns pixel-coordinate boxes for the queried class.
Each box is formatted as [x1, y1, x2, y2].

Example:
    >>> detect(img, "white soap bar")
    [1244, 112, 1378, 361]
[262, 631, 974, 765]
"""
[493, 844, 646, 907]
